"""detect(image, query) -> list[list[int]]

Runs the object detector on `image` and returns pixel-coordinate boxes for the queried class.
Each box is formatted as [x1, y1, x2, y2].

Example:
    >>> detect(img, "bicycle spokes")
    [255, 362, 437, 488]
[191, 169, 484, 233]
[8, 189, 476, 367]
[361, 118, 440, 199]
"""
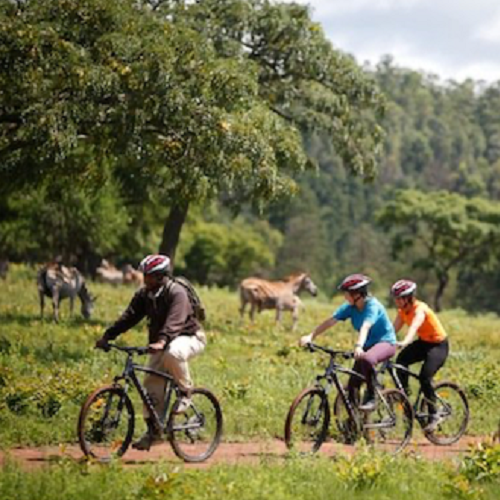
[419, 382, 469, 445]
[364, 389, 413, 454]
[285, 387, 330, 453]
[168, 388, 223, 463]
[78, 387, 135, 461]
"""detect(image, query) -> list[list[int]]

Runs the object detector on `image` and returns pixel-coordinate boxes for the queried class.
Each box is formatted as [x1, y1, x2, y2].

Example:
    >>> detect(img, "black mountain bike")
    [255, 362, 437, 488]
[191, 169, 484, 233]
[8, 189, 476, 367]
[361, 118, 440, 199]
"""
[78, 344, 223, 463]
[378, 359, 469, 445]
[285, 343, 413, 454]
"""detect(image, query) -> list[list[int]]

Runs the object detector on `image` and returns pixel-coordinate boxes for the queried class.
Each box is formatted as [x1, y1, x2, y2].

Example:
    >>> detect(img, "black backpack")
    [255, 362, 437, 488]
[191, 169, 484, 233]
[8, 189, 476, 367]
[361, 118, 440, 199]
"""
[168, 276, 206, 322]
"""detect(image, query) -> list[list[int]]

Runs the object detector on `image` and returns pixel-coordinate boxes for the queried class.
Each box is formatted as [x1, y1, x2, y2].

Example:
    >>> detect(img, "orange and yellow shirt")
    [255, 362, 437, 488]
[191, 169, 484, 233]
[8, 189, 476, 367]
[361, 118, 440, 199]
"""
[398, 300, 447, 343]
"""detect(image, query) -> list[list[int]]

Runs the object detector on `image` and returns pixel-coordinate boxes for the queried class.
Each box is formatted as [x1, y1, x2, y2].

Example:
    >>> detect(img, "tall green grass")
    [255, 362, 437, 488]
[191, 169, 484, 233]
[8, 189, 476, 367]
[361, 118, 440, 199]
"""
[1, 446, 499, 500]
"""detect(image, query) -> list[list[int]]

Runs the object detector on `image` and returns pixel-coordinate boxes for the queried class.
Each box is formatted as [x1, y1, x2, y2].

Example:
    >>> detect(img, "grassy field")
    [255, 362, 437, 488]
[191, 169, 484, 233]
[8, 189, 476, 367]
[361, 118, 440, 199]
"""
[1, 264, 499, 499]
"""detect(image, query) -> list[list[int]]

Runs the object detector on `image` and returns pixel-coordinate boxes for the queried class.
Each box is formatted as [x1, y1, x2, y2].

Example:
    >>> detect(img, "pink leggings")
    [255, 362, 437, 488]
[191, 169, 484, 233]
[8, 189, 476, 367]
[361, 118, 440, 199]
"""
[347, 342, 396, 398]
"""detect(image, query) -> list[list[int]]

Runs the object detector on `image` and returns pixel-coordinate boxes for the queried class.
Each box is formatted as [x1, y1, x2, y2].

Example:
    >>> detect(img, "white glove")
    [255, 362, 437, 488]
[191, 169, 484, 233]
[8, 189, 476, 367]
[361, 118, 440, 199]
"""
[299, 333, 314, 347]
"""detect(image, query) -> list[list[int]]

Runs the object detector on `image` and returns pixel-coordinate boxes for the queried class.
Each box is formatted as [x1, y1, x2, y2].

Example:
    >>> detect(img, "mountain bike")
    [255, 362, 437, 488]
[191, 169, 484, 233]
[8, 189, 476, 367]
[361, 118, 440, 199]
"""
[377, 359, 469, 445]
[284, 343, 413, 454]
[77, 344, 223, 463]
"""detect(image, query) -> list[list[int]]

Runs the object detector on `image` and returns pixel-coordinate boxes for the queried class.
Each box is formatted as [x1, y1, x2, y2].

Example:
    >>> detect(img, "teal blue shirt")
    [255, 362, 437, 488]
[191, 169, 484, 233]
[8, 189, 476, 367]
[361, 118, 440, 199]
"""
[333, 297, 396, 349]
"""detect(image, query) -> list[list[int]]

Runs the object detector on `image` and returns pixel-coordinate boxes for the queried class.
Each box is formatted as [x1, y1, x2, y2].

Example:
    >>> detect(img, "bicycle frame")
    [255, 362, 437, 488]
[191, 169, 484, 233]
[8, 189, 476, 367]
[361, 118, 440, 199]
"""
[379, 360, 438, 423]
[111, 347, 178, 433]
[310, 345, 400, 432]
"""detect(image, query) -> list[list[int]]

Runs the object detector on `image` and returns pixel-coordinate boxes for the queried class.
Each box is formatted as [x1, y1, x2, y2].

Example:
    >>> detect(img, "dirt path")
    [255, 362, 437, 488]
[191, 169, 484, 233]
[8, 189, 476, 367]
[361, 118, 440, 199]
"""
[0, 437, 487, 470]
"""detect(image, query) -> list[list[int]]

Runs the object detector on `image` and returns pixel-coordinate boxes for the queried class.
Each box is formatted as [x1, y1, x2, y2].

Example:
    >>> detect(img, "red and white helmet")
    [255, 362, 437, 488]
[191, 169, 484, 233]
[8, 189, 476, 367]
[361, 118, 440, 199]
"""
[391, 279, 417, 298]
[139, 254, 171, 275]
[338, 274, 372, 292]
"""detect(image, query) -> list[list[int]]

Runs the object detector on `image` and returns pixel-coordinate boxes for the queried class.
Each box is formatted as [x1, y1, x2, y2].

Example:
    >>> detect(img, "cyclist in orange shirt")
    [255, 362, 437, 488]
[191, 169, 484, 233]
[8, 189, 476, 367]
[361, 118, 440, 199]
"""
[391, 279, 449, 432]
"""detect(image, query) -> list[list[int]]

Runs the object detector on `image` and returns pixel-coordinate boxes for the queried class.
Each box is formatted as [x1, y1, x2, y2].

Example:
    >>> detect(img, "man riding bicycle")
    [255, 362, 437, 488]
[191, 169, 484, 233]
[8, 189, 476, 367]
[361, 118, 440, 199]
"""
[300, 274, 397, 412]
[95, 254, 206, 450]
[391, 279, 449, 432]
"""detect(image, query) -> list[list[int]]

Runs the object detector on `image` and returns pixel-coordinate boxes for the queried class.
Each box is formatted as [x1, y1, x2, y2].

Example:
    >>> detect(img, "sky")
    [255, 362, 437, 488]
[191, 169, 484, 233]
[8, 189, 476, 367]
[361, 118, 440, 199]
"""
[295, 0, 500, 83]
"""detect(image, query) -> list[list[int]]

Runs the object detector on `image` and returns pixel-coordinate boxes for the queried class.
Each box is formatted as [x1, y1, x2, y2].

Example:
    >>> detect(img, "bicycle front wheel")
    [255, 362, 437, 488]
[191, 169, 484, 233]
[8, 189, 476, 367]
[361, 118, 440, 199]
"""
[284, 387, 330, 453]
[78, 385, 135, 461]
[333, 389, 361, 445]
[420, 381, 469, 445]
[167, 388, 223, 463]
[364, 388, 413, 454]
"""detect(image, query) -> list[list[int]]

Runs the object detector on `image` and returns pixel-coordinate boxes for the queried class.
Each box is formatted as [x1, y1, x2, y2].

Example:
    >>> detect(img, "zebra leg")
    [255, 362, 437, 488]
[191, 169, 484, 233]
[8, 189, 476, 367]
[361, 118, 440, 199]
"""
[69, 295, 74, 317]
[39, 292, 45, 319]
[291, 306, 300, 332]
[249, 303, 256, 322]
[239, 299, 247, 320]
[275, 306, 283, 327]
[52, 290, 60, 323]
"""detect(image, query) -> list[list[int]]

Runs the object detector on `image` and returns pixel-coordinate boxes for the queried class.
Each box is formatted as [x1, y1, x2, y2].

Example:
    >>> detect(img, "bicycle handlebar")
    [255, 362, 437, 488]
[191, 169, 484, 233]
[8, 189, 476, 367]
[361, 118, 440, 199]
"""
[305, 342, 354, 360]
[100, 343, 149, 356]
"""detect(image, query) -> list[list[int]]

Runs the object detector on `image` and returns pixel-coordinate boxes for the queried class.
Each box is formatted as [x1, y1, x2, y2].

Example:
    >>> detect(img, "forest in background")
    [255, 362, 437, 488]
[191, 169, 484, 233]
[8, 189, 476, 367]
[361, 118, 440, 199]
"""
[2, 0, 500, 312]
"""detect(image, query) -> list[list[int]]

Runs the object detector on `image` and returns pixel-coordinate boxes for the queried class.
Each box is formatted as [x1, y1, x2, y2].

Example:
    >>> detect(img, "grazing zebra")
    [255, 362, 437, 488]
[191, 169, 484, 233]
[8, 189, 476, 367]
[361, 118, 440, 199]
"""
[37, 264, 95, 322]
[239, 273, 318, 331]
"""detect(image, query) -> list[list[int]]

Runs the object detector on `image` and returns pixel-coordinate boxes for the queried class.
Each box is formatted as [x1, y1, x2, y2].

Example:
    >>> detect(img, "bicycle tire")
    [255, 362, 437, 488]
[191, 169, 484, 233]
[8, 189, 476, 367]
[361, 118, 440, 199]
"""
[167, 388, 223, 463]
[284, 387, 330, 453]
[364, 388, 413, 454]
[419, 381, 469, 445]
[78, 385, 135, 461]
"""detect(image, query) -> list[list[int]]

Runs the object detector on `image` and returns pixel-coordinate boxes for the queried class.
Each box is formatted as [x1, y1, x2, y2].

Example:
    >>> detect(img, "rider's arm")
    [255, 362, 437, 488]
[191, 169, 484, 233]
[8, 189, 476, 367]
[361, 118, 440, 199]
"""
[103, 291, 147, 341]
[393, 314, 404, 334]
[300, 317, 338, 346]
[356, 321, 372, 350]
[399, 308, 425, 348]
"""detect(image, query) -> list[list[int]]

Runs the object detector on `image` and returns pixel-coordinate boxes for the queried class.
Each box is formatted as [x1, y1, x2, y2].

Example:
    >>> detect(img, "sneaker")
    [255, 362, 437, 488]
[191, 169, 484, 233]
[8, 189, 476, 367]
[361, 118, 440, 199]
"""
[424, 414, 444, 433]
[359, 390, 377, 412]
[174, 396, 192, 415]
[131, 431, 162, 451]
[359, 398, 377, 412]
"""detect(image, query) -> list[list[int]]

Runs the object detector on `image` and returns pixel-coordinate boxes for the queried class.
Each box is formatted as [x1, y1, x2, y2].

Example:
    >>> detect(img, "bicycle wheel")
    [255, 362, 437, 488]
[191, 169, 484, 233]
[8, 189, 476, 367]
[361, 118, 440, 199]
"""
[284, 387, 330, 453]
[364, 388, 413, 454]
[78, 385, 135, 461]
[333, 389, 361, 444]
[167, 388, 223, 463]
[419, 381, 469, 445]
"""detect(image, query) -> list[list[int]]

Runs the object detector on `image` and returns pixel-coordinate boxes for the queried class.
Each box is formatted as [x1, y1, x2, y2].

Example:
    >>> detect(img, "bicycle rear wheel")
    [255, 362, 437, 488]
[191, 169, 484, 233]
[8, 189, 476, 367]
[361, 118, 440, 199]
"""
[364, 388, 413, 454]
[420, 381, 469, 445]
[78, 385, 135, 461]
[284, 387, 330, 453]
[168, 388, 223, 463]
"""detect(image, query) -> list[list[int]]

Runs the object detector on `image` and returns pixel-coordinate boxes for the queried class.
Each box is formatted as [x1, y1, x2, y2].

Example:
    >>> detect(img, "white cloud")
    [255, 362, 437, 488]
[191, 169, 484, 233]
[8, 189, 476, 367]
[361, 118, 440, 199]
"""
[474, 11, 500, 43]
[293, 0, 500, 82]
[303, 0, 422, 16]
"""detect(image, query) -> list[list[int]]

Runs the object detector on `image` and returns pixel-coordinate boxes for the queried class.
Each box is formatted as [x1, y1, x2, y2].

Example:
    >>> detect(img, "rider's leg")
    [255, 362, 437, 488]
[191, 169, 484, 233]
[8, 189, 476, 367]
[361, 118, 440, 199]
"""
[396, 340, 427, 395]
[358, 343, 397, 411]
[347, 360, 363, 407]
[419, 339, 449, 414]
[163, 331, 206, 412]
[133, 352, 167, 450]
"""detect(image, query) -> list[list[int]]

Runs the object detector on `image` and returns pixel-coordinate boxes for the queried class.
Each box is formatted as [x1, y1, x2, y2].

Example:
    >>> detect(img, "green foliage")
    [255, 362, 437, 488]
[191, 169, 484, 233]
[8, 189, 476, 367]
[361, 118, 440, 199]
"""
[377, 189, 500, 309]
[460, 442, 500, 483]
[176, 217, 281, 286]
[0, 178, 128, 261]
[333, 449, 389, 490]
[1, 453, 500, 500]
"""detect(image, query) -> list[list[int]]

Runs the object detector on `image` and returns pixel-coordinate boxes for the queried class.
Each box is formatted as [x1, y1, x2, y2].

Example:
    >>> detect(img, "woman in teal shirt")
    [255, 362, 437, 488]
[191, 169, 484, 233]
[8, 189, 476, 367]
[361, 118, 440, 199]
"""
[300, 274, 396, 411]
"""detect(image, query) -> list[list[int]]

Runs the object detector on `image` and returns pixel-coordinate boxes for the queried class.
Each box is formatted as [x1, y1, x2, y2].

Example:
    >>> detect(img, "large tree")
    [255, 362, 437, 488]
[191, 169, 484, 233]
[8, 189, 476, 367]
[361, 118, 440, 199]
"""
[0, 0, 384, 265]
[377, 189, 500, 310]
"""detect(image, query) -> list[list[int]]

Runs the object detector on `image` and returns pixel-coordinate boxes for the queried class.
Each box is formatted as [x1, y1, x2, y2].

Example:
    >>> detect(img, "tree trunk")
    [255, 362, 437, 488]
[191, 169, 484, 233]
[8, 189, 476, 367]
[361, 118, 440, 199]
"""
[434, 273, 448, 312]
[159, 203, 189, 270]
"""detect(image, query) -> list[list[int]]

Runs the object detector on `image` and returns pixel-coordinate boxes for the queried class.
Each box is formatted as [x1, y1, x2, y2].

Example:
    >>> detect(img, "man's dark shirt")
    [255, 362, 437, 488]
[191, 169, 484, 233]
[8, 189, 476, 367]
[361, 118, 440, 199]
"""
[103, 279, 201, 344]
